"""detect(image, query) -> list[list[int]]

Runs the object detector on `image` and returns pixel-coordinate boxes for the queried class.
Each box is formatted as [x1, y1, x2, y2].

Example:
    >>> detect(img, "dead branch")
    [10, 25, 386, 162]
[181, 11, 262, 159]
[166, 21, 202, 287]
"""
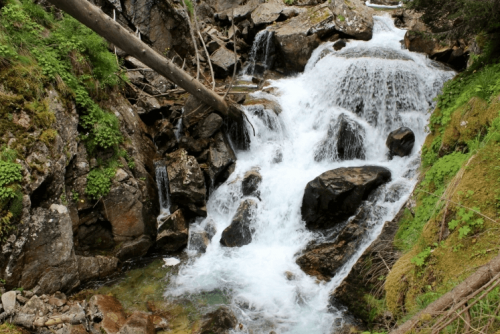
[192, 1, 215, 90]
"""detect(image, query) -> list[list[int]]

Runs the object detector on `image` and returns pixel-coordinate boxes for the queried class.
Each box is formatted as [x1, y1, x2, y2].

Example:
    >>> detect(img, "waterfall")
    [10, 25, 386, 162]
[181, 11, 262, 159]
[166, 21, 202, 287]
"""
[174, 109, 184, 141]
[165, 15, 455, 333]
[154, 161, 171, 223]
[245, 29, 275, 76]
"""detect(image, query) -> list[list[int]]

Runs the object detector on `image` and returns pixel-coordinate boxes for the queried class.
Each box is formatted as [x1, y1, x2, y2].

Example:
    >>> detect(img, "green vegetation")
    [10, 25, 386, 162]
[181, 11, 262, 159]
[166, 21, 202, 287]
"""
[338, 14, 345, 22]
[284, 0, 294, 5]
[0, 0, 128, 206]
[0, 323, 24, 334]
[0, 146, 22, 242]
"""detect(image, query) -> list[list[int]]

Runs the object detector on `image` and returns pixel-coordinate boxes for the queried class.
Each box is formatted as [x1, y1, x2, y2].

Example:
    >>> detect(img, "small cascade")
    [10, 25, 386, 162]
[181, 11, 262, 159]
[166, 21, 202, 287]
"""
[164, 15, 455, 334]
[154, 161, 171, 223]
[245, 30, 275, 76]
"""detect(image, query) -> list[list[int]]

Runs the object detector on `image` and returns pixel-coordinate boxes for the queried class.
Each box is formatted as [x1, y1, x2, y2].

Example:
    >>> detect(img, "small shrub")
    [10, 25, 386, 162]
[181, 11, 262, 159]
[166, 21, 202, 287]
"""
[338, 15, 345, 21]
[39, 129, 58, 145]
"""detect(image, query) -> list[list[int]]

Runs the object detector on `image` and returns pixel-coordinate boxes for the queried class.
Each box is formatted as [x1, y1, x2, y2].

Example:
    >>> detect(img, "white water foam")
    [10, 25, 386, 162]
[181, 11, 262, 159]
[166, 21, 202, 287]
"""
[165, 15, 455, 334]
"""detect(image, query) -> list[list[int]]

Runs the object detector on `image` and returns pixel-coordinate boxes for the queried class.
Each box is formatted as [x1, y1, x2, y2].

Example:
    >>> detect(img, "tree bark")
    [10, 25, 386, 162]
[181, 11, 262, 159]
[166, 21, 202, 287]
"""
[390, 253, 500, 334]
[45, 0, 238, 119]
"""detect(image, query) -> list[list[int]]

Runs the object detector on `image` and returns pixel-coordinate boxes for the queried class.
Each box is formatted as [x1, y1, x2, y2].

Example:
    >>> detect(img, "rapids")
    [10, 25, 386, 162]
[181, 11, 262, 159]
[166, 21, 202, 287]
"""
[164, 15, 454, 333]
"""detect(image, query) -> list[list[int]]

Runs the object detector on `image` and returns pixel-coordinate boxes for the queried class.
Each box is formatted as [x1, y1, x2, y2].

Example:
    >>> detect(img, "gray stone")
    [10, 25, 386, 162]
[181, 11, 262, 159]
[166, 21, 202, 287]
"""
[241, 169, 262, 197]
[22, 295, 47, 316]
[188, 230, 210, 253]
[251, 2, 284, 26]
[115, 236, 152, 261]
[1, 291, 17, 313]
[386, 127, 415, 158]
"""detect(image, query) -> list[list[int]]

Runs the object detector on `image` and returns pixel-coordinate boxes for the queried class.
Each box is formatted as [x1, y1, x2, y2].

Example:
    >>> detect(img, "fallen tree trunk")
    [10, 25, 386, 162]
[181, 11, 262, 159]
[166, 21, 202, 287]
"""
[390, 253, 500, 334]
[45, 0, 238, 119]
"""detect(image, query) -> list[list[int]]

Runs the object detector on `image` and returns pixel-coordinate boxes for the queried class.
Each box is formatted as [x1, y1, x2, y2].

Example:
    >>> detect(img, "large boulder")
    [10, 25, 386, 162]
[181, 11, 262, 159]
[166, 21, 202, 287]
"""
[296, 208, 367, 280]
[156, 209, 189, 251]
[166, 149, 207, 216]
[188, 229, 210, 253]
[386, 127, 415, 158]
[76, 256, 119, 282]
[199, 306, 238, 334]
[315, 114, 365, 162]
[269, 4, 336, 72]
[330, 0, 374, 41]
[220, 199, 257, 247]
[207, 132, 237, 187]
[88, 295, 127, 334]
[301, 166, 391, 230]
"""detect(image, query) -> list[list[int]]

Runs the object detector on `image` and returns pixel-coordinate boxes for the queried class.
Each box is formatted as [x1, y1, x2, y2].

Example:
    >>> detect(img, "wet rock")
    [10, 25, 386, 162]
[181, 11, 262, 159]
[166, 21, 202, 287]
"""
[196, 113, 224, 139]
[241, 169, 262, 197]
[88, 295, 127, 334]
[333, 39, 347, 51]
[269, 5, 335, 72]
[211, 46, 240, 78]
[156, 209, 189, 252]
[330, 0, 374, 40]
[136, 95, 161, 114]
[200, 306, 238, 334]
[205, 220, 217, 240]
[301, 166, 391, 230]
[188, 229, 210, 253]
[386, 127, 415, 158]
[166, 149, 207, 215]
[118, 311, 155, 334]
[1, 291, 17, 313]
[297, 208, 367, 280]
[220, 199, 257, 247]
[207, 132, 237, 187]
[314, 114, 365, 162]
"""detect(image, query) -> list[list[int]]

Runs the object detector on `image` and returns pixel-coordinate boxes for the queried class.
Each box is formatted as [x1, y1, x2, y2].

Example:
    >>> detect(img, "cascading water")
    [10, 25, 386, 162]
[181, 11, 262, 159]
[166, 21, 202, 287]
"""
[245, 29, 276, 76]
[166, 15, 455, 333]
[154, 161, 171, 223]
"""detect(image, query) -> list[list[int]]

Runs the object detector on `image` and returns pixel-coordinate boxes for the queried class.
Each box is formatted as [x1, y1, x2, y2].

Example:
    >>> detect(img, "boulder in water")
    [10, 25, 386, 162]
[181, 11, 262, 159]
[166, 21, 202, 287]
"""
[241, 169, 262, 197]
[297, 208, 367, 281]
[315, 114, 365, 162]
[220, 199, 257, 247]
[330, 0, 374, 41]
[166, 149, 207, 216]
[199, 306, 238, 334]
[188, 230, 210, 253]
[301, 166, 391, 230]
[386, 127, 415, 158]
[156, 209, 189, 251]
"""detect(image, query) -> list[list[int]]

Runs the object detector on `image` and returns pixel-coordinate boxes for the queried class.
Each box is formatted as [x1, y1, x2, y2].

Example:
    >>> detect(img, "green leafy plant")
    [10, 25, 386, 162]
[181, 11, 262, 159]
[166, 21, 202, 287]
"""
[448, 207, 484, 239]
[411, 247, 432, 267]
[85, 167, 116, 200]
[338, 15, 345, 21]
